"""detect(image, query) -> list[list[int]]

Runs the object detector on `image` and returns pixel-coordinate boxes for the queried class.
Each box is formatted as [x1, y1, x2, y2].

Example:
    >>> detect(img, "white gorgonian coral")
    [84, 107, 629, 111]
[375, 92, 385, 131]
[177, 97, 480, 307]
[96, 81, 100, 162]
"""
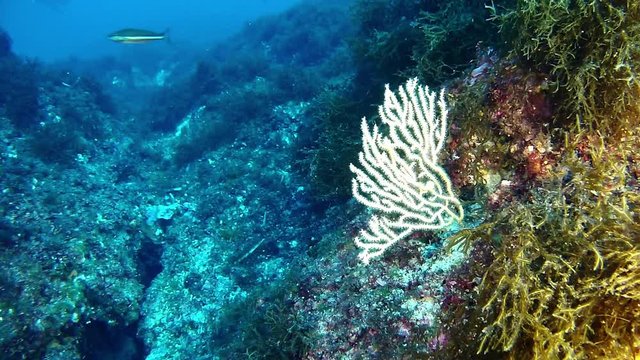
[349, 78, 464, 264]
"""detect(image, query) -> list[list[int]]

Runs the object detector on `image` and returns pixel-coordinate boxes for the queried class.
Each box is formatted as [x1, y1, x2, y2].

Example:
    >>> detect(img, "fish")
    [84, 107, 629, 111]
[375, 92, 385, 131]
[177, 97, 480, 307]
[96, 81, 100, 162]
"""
[108, 28, 168, 44]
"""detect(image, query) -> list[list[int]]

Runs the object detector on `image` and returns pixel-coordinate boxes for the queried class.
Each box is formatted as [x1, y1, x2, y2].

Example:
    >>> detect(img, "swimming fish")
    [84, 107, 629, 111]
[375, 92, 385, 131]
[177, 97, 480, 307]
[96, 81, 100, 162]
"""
[108, 28, 168, 44]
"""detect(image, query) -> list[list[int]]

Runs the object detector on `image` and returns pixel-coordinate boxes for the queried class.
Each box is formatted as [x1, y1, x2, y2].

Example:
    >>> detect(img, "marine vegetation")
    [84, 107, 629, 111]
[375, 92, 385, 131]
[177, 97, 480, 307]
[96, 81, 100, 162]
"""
[488, 0, 640, 132]
[350, 0, 429, 85]
[299, 85, 364, 201]
[424, 2, 640, 357]
[0, 27, 11, 57]
[351, 0, 500, 86]
[418, 1, 640, 357]
[0, 55, 39, 129]
[443, 126, 640, 359]
[414, 0, 498, 84]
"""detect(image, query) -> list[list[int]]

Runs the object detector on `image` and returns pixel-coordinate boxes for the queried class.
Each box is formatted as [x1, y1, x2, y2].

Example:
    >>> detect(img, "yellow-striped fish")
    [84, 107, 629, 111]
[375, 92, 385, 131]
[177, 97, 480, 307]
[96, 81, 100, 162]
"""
[108, 28, 168, 44]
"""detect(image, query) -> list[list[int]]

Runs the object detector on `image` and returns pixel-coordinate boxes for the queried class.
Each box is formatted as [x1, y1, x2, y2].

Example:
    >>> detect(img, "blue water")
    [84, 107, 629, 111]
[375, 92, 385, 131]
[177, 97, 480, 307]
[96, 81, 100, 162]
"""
[1, 0, 301, 61]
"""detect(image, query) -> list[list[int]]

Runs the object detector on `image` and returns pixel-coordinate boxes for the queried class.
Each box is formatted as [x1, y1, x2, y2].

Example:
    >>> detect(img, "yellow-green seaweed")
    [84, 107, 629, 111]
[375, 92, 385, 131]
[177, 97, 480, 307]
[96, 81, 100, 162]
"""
[447, 128, 640, 359]
[489, 0, 640, 132]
